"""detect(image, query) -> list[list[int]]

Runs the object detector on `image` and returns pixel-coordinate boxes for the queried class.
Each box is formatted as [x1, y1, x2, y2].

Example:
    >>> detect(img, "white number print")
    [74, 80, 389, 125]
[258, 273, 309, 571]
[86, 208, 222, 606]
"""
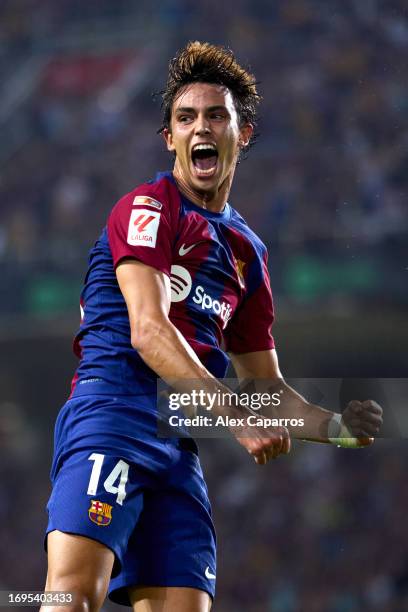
[87, 453, 129, 506]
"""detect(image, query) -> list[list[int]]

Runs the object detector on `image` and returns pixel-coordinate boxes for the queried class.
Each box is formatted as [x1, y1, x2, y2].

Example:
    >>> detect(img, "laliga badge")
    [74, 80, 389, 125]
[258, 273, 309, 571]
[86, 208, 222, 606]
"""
[88, 500, 113, 526]
[127, 208, 161, 248]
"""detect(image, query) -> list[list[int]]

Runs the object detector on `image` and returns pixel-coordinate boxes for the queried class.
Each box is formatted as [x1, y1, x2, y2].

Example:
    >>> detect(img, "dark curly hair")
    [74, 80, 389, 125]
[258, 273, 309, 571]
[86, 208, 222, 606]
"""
[158, 41, 261, 153]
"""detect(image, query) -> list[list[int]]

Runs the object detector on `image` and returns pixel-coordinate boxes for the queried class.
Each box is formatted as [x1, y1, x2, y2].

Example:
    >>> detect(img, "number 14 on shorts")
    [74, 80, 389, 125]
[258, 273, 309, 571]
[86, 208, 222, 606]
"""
[87, 453, 129, 505]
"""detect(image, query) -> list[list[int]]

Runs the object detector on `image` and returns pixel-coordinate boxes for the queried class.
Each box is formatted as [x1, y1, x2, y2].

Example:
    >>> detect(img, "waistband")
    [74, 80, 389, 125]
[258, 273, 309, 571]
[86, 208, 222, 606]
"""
[70, 379, 156, 398]
[67, 383, 199, 455]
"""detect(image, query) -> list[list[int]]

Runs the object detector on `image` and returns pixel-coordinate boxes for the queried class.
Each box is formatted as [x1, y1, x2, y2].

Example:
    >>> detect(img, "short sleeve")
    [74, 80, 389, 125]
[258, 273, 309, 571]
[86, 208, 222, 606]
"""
[107, 183, 178, 277]
[225, 251, 275, 354]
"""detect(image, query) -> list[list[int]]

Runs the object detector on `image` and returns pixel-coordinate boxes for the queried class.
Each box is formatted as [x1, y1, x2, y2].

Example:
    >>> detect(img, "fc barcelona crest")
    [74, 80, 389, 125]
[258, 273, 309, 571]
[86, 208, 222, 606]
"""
[233, 257, 246, 290]
[88, 500, 113, 526]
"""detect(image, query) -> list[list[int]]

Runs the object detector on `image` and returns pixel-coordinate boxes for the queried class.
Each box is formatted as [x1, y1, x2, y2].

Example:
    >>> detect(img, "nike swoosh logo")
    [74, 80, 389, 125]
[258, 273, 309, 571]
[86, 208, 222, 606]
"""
[179, 243, 199, 256]
[205, 566, 216, 580]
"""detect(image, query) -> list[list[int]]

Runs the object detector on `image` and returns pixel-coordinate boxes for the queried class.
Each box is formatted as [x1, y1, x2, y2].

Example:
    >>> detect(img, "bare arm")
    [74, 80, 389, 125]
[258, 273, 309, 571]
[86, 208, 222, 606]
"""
[230, 349, 333, 442]
[117, 259, 210, 383]
[116, 260, 290, 463]
[229, 349, 382, 444]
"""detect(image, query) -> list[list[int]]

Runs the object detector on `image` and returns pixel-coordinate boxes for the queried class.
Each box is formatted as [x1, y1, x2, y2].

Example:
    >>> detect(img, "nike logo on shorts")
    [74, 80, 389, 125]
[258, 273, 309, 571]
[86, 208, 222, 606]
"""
[205, 566, 216, 580]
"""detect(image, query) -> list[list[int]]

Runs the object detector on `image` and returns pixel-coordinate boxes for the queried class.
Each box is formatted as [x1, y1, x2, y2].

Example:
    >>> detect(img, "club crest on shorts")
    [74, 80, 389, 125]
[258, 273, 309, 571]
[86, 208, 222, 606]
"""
[88, 500, 113, 526]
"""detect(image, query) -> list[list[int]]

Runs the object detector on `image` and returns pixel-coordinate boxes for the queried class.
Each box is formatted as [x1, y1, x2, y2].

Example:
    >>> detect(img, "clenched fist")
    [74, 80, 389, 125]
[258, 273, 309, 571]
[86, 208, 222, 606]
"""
[232, 420, 291, 464]
[342, 399, 383, 446]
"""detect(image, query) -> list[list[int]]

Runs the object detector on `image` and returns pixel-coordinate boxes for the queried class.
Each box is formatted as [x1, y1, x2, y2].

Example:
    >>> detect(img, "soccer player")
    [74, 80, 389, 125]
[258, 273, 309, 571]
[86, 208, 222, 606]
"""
[43, 42, 382, 612]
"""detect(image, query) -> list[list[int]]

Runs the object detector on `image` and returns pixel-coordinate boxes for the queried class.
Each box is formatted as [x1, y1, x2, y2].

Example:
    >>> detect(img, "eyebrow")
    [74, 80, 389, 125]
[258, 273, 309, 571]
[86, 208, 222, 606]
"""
[175, 105, 228, 114]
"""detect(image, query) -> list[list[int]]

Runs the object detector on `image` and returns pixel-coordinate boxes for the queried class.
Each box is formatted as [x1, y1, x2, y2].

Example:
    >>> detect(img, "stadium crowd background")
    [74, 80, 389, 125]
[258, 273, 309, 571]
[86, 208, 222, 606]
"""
[0, 1, 407, 610]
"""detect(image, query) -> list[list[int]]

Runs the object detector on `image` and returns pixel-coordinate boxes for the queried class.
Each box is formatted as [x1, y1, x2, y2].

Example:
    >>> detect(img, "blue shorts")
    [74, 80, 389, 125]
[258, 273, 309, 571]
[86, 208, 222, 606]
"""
[46, 395, 216, 605]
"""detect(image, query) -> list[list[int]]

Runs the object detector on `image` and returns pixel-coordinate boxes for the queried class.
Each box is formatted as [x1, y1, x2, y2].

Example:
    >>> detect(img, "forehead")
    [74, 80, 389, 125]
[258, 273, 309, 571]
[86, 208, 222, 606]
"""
[172, 82, 237, 114]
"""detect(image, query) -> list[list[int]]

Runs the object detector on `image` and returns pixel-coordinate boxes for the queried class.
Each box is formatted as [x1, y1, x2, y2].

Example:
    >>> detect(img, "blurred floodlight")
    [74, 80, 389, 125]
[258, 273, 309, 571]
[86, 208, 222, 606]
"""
[98, 85, 128, 114]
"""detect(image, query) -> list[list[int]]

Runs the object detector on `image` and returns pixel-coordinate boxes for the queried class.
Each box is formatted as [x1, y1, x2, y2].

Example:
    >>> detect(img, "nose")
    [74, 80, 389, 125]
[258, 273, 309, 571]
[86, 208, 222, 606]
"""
[195, 115, 211, 135]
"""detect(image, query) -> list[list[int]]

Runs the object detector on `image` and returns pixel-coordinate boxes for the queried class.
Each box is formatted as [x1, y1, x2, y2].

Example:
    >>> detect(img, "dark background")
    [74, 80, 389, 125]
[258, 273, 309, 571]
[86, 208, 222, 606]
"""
[0, 1, 407, 610]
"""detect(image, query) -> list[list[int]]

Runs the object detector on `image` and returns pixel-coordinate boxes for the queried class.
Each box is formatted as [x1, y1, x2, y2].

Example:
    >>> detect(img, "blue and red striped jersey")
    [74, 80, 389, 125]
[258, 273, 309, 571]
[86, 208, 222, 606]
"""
[70, 171, 275, 398]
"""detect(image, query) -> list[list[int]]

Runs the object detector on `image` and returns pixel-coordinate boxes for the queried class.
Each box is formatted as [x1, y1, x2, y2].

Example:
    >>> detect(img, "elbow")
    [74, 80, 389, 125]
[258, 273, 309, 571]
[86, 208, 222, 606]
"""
[130, 316, 167, 354]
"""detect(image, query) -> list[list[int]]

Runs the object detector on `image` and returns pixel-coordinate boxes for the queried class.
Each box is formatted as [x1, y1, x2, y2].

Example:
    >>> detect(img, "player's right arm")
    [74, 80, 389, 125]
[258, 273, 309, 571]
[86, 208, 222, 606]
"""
[117, 258, 209, 381]
[116, 259, 290, 464]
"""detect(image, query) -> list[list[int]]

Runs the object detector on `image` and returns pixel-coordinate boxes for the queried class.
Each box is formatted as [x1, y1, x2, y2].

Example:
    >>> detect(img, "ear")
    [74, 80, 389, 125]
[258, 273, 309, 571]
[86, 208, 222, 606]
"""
[238, 123, 254, 148]
[162, 128, 176, 152]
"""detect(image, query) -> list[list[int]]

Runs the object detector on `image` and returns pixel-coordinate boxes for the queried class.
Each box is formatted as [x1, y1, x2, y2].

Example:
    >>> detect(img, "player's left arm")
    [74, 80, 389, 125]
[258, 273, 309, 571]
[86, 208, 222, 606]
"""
[229, 349, 383, 447]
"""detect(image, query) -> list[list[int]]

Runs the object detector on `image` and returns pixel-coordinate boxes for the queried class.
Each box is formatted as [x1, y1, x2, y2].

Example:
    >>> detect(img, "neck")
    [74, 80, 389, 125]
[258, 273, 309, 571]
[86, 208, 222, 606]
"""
[172, 163, 234, 213]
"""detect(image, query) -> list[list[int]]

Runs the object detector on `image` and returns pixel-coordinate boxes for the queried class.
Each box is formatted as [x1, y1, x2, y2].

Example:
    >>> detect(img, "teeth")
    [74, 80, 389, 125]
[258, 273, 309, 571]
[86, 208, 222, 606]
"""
[196, 166, 216, 174]
[193, 144, 217, 152]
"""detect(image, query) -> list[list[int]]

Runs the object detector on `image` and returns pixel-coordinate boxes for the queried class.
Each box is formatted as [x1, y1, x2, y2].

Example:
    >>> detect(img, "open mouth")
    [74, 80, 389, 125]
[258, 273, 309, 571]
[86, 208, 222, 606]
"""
[191, 143, 218, 177]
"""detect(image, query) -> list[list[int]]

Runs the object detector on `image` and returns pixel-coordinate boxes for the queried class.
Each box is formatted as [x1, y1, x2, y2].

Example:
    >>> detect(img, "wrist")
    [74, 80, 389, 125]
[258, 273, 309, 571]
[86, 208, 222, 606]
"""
[328, 413, 362, 449]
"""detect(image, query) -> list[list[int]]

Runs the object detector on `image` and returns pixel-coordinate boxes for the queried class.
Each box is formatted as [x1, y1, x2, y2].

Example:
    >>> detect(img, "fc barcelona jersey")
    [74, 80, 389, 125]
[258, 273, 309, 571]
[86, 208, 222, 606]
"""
[70, 171, 275, 399]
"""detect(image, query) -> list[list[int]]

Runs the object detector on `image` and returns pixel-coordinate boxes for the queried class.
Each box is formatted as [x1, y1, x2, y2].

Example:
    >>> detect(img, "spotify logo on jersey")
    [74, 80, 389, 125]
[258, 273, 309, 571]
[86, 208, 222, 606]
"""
[170, 265, 192, 302]
[170, 266, 233, 328]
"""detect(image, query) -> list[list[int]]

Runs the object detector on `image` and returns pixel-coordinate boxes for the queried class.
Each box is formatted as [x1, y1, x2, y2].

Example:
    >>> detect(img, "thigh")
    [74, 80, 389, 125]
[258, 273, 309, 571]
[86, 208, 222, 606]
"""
[129, 586, 211, 612]
[44, 530, 114, 611]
